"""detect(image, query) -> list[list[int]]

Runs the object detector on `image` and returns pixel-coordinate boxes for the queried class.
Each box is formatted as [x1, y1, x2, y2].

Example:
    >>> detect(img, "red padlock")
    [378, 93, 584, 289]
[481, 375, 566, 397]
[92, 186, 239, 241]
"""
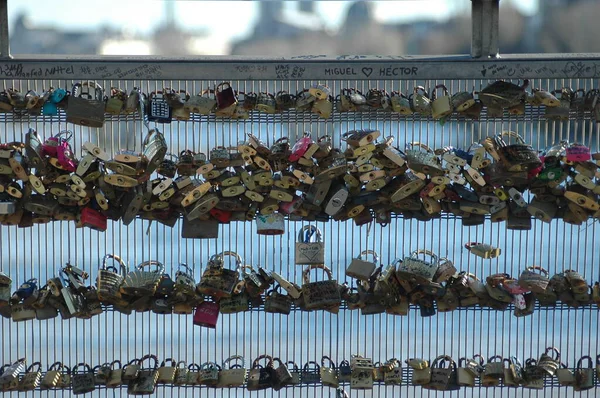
[57, 140, 77, 172]
[565, 143, 591, 163]
[42, 131, 71, 157]
[215, 82, 237, 110]
[80, 207, 107, 232]
[193, 301, 219, 329]
[279, 196, 304, 214]
[288, 133, 314, 162]
[209, 208, 232, 223]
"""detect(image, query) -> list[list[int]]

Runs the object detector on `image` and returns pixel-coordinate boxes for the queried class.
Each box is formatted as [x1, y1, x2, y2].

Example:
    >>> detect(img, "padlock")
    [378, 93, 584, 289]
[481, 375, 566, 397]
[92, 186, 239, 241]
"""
[319, 356, 339, 388]
[556, 362, 576, 386]
[346, 249, 378, 281]
[185, 363, 201, 386]
[147, 91, 172, 123]
[575, 356, 594, 391]
[396, 249, 439, 285]
[215, 82, 237, 109]
[493, 131, 541, 172]
[424, 356, 458, 391]
[128, 354, 159, 395]
[13, 278, 39, 306]
[142, 129, 168, 175]
[256, 92, 277, 113]
[246, 355, 274, 391]
[452, 90, 476, 111]
[66, 82, 105, 127]
[217, 356, 247, 388]
[41, 361, 64, 389]
[197, 251, 241, 298]
[410, 86, 431, 116]
[431, 84, 453, 119]
[294, 225, 324, 265]
[105, 87, 127, 114]
[41, 87, 66, 116]
[94, 362, 111, 386]
[481, 355, 503, 387]
[264, 286, 292, 314]
[106, 360, 123, 388]
[312, 96, 333, 118]
[545, 87, 571, 120]
[198, 362, 220, 386]
[0, 358, 25, 386]
[71, 363, 96, 395]
[406, 358, 430, 385]
[193, 300, 219, 328]
[185, 89, 216, 115]
[502, 358, 519, 387]
[382, 358, 402, 385]
[269, 358, 293, 391]
[120, 260, 164, 298]
[97, 254, 127, 304]
[464, 242, 501, 259]
[350, 355, 374, 390]
[171, 361, 189, 386]
[518, 266, 550, 294]
[457, 357, 482, 387]
[302, 264, 342, 310]
[405, 142, 444, 176]
[537, 347, 560, 377]
[390, 91, 412, 114]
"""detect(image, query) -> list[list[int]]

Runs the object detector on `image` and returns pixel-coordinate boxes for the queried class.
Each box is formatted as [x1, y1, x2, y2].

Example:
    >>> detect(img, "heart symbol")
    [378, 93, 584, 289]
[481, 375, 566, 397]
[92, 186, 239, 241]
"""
[361, 67, 373, 77]
[481, 67, 487, 77]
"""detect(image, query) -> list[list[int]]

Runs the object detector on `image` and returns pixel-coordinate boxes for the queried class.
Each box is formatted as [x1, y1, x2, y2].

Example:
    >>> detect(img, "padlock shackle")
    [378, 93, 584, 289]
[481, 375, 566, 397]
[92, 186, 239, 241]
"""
[48, 361, 63, 372]
[413, 85, 429, 97]
[177, 263, 194, 278]
[72, 363, 92, 375]
[410, 249, 439, 265]
[544, 347, 560, 361]
[473, 354, 486, 366]
[495, 131, 526, 147]
[223, 355, 245, 369]
[219, 251, 243, 270]
[488, 355, 503, 363]
[139, 354, 159, 370]
[302, 361, 321, 372]
[252, 355, 274, 369]
[26, 362, 42, 372]
[110, 360, 122, 370]
[271, 357, 285, 368]
[176, 361, 187, 369]
[297, 225, 322, 243]
[358, 250, 379, 264]
[577, 356, 593, 369]
[432, 355, 455, 369]
[160, 358, 176, 367]
[101, 254, 128, 275]
[321, 356, 336, 369]
[405, 142, 434, 154]
[286, 361, 299, 371]
[303, 264, 334, 284]
[200, 361, 221, 370]
[137, 260, 164, 274]
[188, 363, 201, 371]
[525, 265, 548, 276]
[142, 129, 164, 147]
[431, 84, 449, 100]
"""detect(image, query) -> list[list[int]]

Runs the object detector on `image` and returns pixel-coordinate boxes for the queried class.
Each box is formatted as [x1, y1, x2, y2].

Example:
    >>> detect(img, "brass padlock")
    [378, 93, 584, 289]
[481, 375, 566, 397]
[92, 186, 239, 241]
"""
[556, 362, 576, 386]
[350, 355, 374, 390]
[431, 84, 453, 119]
[464, 242, 501, 259]
[481, 355, 503, 387]
[575, 356, 594, 391]
[40, 361, 64, 389]
[391, 91, 412, 115]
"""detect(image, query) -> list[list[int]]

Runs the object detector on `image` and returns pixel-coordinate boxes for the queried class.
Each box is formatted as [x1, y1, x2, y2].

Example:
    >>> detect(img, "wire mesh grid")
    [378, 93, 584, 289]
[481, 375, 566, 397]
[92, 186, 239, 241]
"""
[0, 76, 599, 397]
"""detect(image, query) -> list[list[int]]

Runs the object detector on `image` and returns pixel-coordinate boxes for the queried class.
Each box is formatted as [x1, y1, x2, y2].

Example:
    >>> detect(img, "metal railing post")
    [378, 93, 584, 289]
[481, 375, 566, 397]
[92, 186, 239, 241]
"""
[0, 0, 10, 59]
[471, 0, 500, 58]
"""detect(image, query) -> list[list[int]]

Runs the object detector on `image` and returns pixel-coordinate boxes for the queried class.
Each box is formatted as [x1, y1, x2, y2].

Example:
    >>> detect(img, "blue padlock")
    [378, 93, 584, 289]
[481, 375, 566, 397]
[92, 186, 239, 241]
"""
[41, 88, 66, 116]
[13, 278, 39, 306]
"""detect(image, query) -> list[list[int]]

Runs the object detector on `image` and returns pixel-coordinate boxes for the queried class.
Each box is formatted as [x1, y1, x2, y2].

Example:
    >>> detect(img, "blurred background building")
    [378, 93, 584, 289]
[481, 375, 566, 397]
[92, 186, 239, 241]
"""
[6, 0, 600, 56]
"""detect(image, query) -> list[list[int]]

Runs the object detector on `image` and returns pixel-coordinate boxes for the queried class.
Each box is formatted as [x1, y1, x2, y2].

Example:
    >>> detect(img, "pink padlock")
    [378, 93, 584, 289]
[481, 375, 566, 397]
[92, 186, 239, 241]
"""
[279, 196, 304, 214]
[288, 133, 314, 162]
[57, 140, 77, 172]
[565, 143, 591, 162]
[42, 131, 71, 157]
[502, 279, 529, 295]
[193, 301, 219, 329]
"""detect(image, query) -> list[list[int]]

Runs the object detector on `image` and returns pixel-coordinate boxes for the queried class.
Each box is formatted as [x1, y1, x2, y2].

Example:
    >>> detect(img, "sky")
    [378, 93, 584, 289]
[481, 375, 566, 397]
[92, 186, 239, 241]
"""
[9, 0, 538, 43]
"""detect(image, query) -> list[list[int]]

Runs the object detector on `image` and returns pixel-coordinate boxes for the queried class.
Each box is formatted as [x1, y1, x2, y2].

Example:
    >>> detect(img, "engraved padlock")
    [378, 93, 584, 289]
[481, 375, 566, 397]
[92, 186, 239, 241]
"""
[346, 249, 378, 281]
[66, 81, 105, 128]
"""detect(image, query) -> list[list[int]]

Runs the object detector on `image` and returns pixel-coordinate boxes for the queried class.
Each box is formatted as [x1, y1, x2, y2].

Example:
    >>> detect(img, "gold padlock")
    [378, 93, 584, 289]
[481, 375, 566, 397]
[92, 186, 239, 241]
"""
[431, 84, 453, 119]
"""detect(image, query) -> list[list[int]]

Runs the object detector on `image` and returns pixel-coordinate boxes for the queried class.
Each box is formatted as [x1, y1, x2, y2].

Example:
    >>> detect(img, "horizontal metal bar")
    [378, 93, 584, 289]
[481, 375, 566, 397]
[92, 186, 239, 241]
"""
[1, 54, 600, 80]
